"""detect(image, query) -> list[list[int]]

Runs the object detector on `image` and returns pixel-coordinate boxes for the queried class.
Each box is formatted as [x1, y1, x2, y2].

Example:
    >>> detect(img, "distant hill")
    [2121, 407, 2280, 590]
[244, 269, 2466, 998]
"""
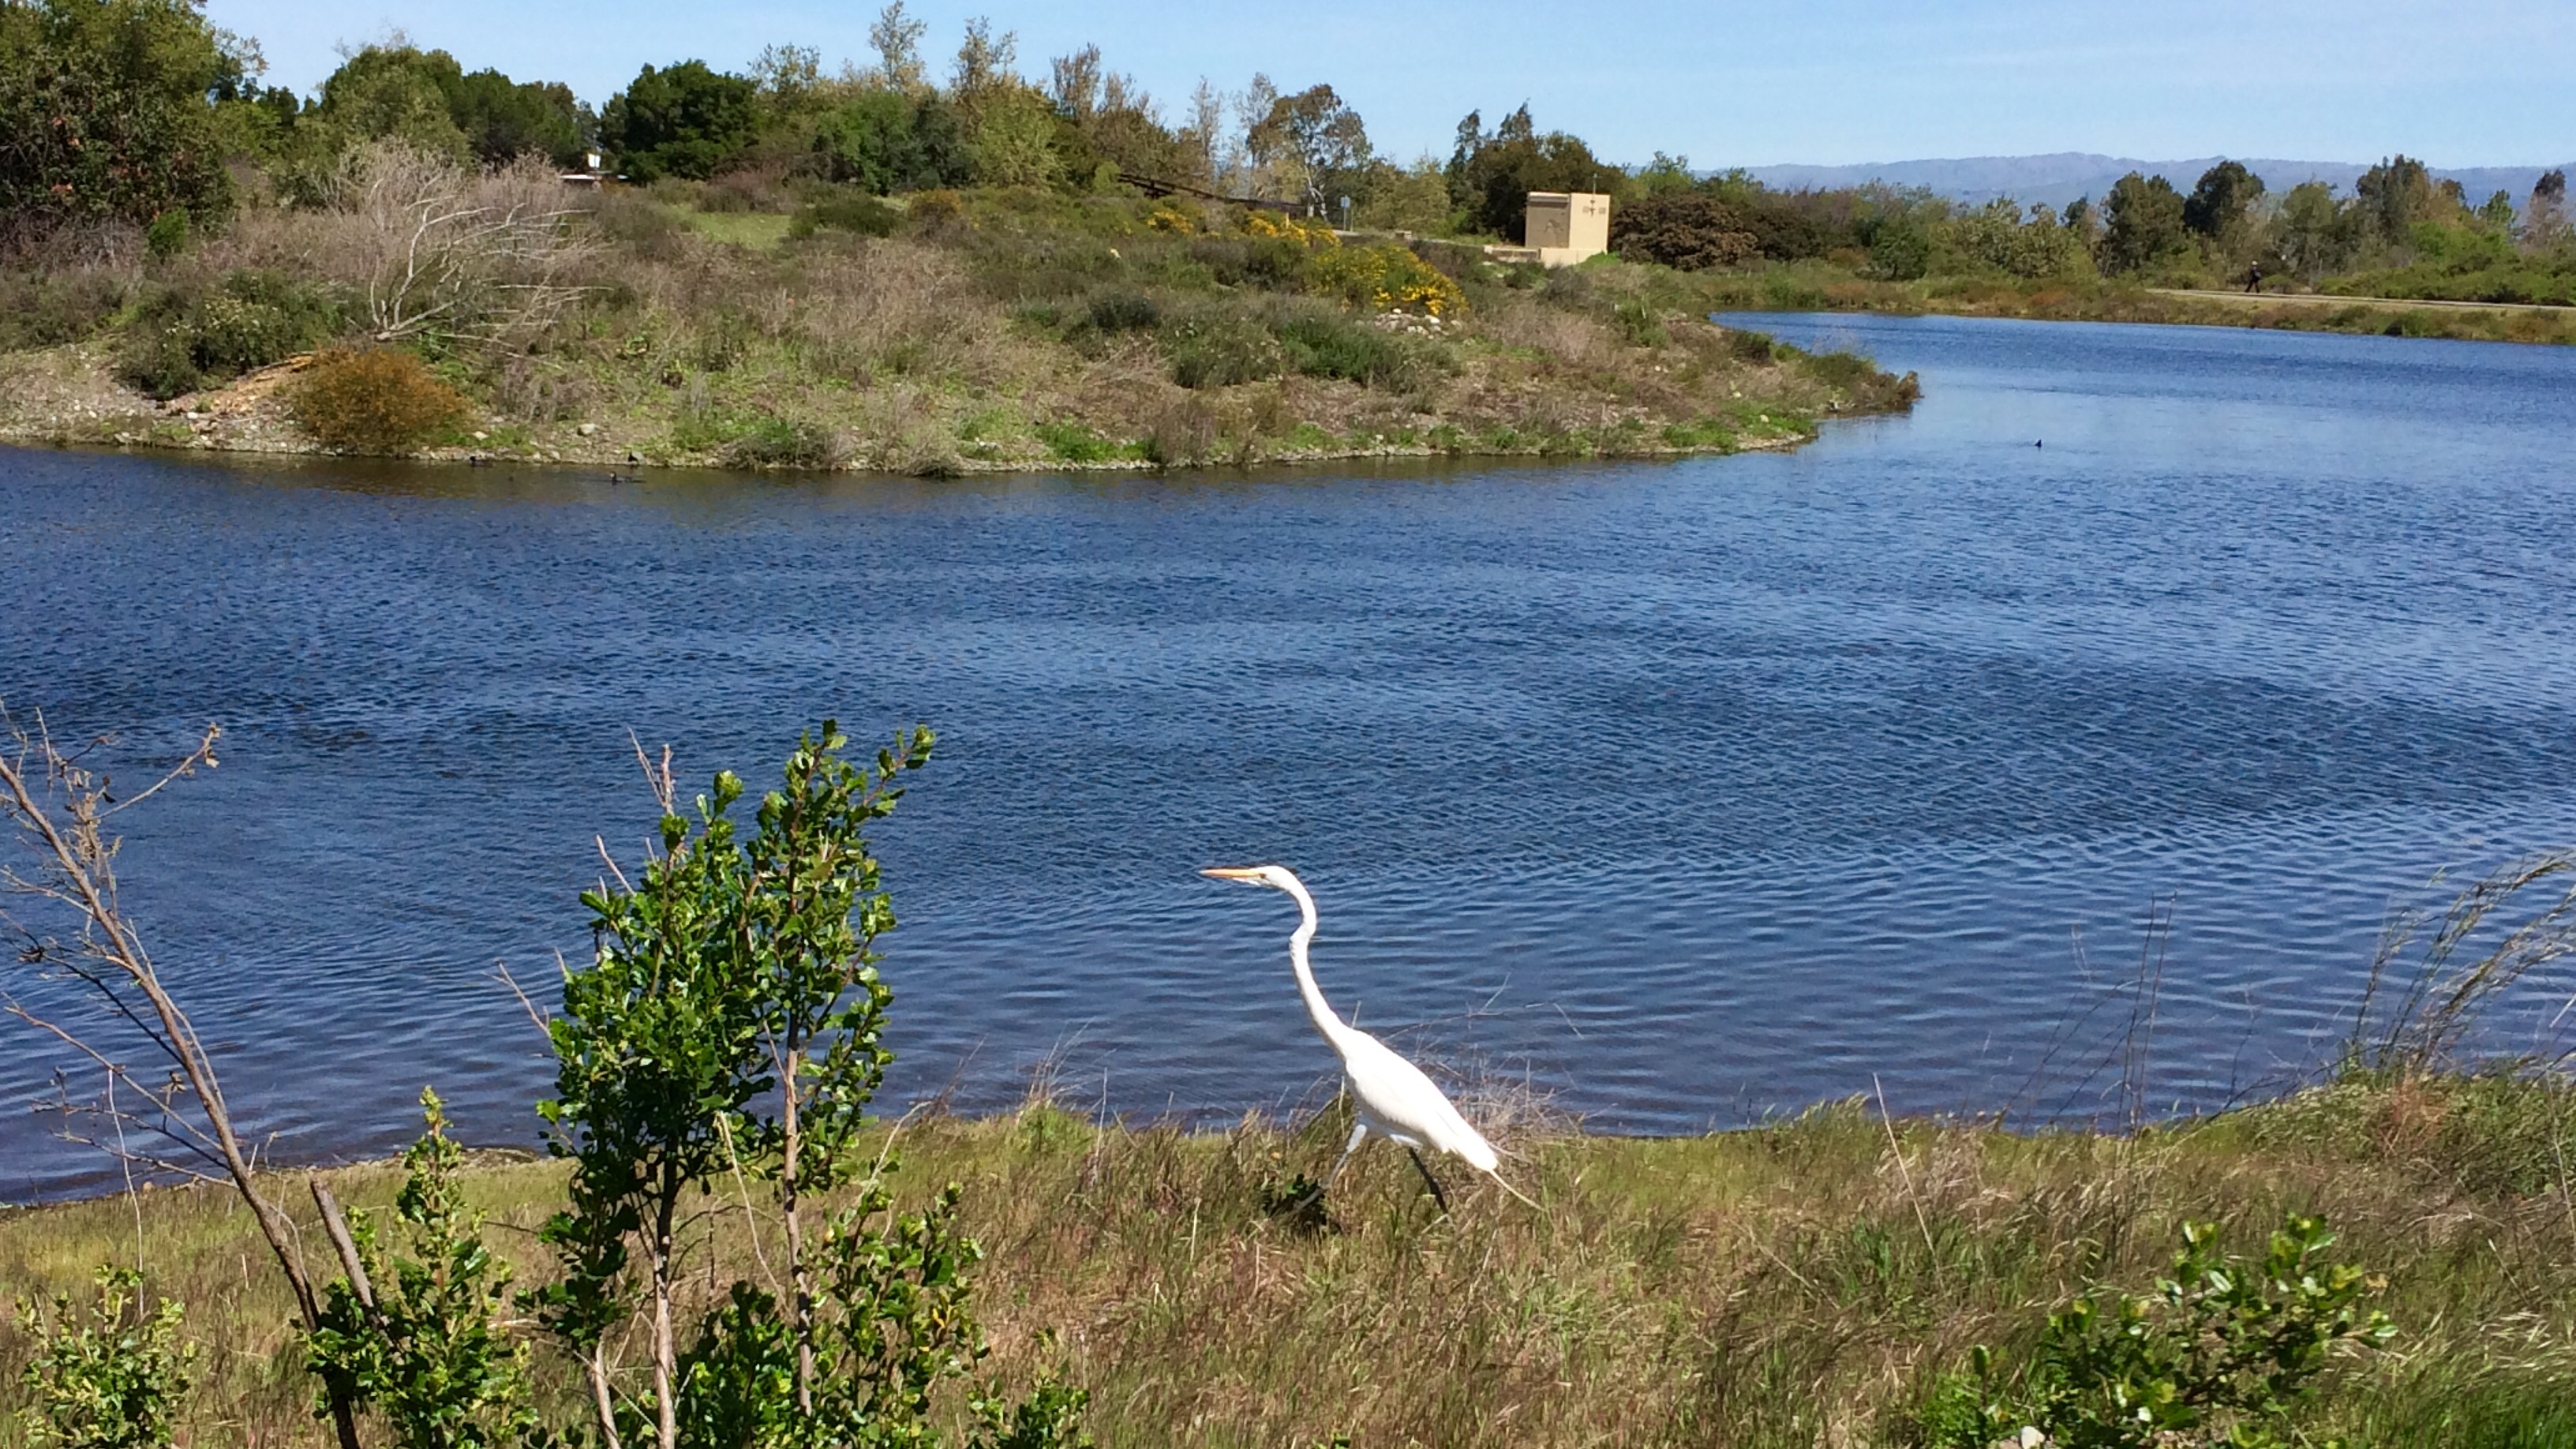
[1739, 152, 2574, 212]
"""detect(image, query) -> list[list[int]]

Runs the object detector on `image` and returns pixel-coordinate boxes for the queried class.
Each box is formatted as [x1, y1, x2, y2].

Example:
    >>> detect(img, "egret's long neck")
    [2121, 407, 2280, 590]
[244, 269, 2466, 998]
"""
[1279, 876, 1349, 1044]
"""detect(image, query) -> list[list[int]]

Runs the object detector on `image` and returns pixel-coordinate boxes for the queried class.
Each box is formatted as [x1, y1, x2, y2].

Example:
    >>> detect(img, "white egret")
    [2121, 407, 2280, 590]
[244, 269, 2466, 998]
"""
[1200, 864, 1534, 1211]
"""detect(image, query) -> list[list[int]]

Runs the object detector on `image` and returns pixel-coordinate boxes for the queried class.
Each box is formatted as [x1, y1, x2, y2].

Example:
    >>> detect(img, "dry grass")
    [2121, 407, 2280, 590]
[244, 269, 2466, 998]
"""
[4, 1075, 2573, 1448]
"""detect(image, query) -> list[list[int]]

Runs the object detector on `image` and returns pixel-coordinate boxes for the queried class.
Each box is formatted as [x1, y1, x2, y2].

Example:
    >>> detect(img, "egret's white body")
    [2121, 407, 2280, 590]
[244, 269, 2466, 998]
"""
[1201, 864, 1530, 1207]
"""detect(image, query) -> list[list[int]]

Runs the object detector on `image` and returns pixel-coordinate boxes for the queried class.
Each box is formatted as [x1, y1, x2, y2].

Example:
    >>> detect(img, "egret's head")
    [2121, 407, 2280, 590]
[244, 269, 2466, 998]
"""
[1199, 863, 1300, 893]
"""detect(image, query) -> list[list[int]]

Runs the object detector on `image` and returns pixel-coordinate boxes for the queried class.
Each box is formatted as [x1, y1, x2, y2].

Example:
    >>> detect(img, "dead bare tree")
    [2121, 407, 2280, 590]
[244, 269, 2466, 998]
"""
[0, 707, 366, 1449]
[328, 142, 598, 350]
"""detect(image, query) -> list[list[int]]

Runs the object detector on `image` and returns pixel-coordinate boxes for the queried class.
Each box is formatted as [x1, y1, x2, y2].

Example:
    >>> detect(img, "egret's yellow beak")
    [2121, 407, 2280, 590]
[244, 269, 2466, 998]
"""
[1199, 866, 1264, 882]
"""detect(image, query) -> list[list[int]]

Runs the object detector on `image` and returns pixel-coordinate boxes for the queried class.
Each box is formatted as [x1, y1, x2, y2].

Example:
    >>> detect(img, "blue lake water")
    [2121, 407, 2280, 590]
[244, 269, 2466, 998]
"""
[5, 313, 2574, 1201]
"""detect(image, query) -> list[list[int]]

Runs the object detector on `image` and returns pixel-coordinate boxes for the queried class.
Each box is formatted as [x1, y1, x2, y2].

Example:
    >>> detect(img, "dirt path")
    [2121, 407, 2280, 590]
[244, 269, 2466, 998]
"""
[2150, 287, 2568, 315]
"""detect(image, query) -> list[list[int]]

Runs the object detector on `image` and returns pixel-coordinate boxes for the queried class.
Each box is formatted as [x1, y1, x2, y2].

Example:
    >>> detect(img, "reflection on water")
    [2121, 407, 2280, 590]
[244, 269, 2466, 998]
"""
[5, 313, 2574, 1201]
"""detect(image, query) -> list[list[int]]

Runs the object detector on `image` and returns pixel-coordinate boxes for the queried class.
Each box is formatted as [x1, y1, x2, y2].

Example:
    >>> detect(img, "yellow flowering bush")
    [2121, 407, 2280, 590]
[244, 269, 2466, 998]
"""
[1241, 209, 1339, 247]
[1312, 242, 1468, 316]
[1146, 202, 1199, 234]
[1237, 210, 1466, 316]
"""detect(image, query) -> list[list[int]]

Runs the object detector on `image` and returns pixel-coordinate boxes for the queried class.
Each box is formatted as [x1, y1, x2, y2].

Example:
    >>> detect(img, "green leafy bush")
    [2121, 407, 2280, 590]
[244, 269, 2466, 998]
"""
[141, 208, 190, 261]
[1034, 419, 1120, 461]
[1162, 313, 1283, 389]
[305, 1091, 537, 1449]
[117, 269, 339, 399]
[15, 1267, 195, 1449]
[1921, 1216, 2395, 1449]
[1084, 290, 1160, 332]
[716, 415, 849, 469]
[0, 269, 127, 352]
[788, 193, 903, 240]
[287, 348, 469, 454]
[1272, 310, 1429, 388]
[1612, 298, 1668, 346]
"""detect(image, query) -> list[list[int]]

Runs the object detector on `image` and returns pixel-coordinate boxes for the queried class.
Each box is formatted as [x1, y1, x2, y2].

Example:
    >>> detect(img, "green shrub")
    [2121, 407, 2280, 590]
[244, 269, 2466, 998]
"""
[15, 1266, 195, 1449]
[1724, 327, 1777, 363]
[1920, 1215, 2395, 1449]
[0, 270, 127, 352]
[788, 193, 903, 239]
[1084, 290, 1160, 332]
[1800, 350, 1878, 390]
[1162, 313, 1283, 389]
[1612, 298, 1668, 346]
[1034, 419, 1119, 462]
[142, 208, 190, 262]
[117, 270, 339, 399]
[717, 415, 848, 470]
[288, 348, 469, 454]
[1272, 310, 1430, 388]
[305, 1091, 536, 1449]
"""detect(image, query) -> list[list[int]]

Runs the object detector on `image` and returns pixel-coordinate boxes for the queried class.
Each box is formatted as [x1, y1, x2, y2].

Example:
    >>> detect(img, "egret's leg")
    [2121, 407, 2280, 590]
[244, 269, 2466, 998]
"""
[1324, 1121, 1368, 1185]
[1405, 1148, 1450, 1214]
[1286, 1121, 1368, 1218]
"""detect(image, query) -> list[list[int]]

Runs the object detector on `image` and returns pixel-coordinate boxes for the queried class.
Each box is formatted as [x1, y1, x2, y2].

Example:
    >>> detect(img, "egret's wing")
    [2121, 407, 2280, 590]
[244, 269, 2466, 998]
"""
[1338, 1028, 1497, 1171]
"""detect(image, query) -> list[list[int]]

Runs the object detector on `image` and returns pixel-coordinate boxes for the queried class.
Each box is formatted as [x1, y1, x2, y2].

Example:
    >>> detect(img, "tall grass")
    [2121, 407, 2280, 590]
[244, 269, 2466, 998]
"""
[4, 1073, 2572, 1447]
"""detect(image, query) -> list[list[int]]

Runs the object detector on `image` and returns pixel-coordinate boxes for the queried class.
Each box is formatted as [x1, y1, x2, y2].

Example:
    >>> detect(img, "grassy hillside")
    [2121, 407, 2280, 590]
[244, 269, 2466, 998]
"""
[5, 1074, 2572, 1447]
[0, 172, 1919, 474]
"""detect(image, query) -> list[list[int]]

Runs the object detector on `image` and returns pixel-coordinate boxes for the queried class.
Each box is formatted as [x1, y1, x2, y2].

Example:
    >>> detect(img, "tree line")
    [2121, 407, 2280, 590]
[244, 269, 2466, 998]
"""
[4, 0, 2570, 298]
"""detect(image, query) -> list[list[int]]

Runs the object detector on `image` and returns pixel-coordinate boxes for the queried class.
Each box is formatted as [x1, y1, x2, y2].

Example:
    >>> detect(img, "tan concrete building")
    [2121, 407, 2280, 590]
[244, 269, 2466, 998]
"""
[1523, 190, 1612, 266]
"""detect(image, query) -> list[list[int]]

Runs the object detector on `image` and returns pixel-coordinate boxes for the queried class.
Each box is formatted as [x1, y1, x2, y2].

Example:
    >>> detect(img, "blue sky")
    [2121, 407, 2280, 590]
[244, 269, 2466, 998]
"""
[207, 0, 2576, 168]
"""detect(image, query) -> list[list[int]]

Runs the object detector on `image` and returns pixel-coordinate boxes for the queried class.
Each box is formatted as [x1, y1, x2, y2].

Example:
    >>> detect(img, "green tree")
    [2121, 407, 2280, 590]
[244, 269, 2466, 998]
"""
[2061, 193, 2103, 256]
[313, 44, 470, 161]
[2354, 154, 2438, 249]
[306, 1091, 537, 1449]
[1635, 150, 1694, 197]
[0, 0, 236, 238]
[2100, 170, 2190, 274]
[1247, 83, 1372, 213]
[535, 721, 934, 1449]
[809, 89, 969, 193]
[448, 69, 588, 167]
[2181, 159, 2264, 247]
[16, 1267, 195, 1449]
[600, 60, 760, 182]
[1447, 104, 1626, 241]
[961, 84, 1060, 188]
[2271, 180, 2350, 278]
[866, 1, 928, 92]
[2526, 169, 2567, 247]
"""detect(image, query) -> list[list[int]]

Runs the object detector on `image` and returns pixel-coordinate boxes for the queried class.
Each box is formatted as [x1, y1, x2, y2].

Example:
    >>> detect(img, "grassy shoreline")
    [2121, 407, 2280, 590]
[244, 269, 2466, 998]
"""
[6, 1075, 2572, 1447]
[1698, 264, 2576, 346]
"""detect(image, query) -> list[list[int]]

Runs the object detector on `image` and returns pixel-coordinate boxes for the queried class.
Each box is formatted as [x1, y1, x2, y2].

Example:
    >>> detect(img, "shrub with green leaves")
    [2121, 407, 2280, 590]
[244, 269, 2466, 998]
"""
[15, 1267, 196, 1449]
[1161, 313, 1282, 389]
[1921, 1215, 2396, 1449]
[718, 416, 851, 470]
[789, 193, 904, 241]
[305, 1089, 537, 1449]
[1271, 309, 1428, 388]
[528, 722, 1088, 1449]
[117, 269, 340, 399]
